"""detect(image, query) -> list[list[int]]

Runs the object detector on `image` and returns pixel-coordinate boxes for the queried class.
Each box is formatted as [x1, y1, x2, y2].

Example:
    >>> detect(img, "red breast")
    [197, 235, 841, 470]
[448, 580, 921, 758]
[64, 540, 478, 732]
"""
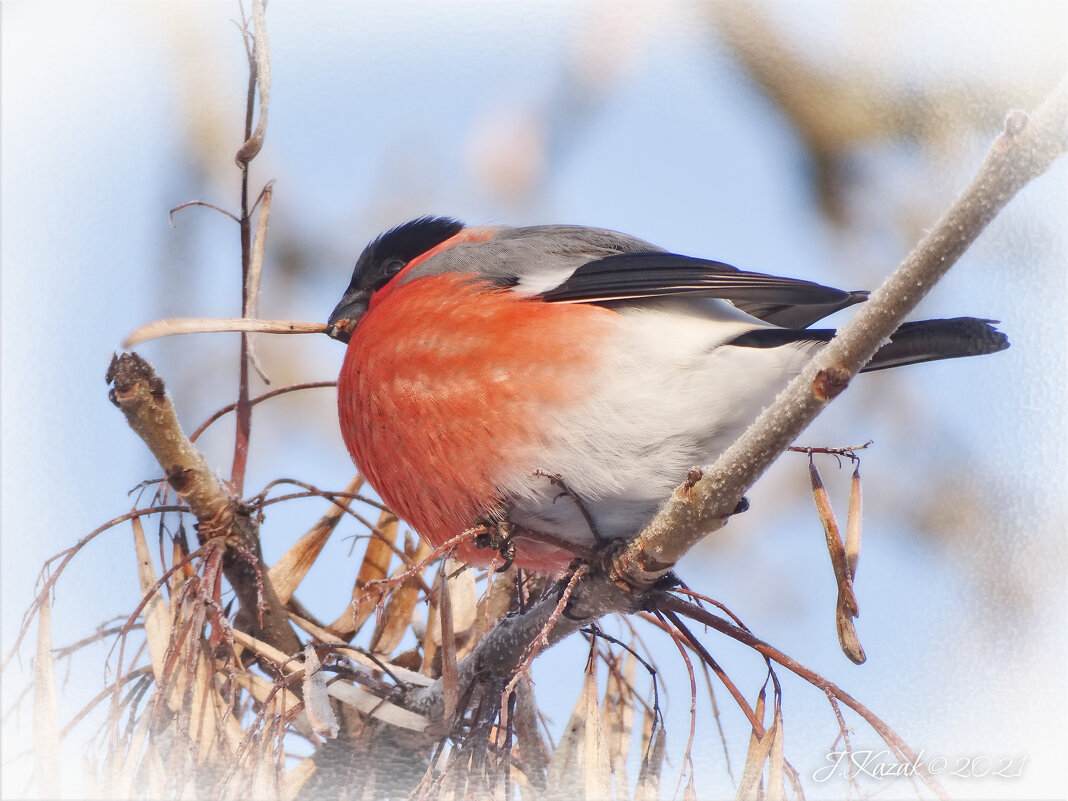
[337, 270, 616, 569]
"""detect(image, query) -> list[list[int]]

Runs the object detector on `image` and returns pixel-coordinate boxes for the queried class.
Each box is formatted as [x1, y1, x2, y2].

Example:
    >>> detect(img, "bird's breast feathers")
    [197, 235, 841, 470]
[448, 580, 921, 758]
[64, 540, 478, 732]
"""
[337, 271, 618, 566]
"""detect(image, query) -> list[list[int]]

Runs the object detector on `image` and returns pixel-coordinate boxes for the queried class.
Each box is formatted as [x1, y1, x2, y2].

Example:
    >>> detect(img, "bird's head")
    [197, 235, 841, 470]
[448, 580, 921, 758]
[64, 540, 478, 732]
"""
[327, 216, 465, 342]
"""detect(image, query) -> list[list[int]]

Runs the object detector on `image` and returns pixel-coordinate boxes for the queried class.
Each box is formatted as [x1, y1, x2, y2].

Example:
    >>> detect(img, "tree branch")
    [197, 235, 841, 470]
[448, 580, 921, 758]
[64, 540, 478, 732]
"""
[106, 352, 301, 656]
[405, 572, 641, 722]
[611, 75, 1068, 588]
[232, 0, 272, 495]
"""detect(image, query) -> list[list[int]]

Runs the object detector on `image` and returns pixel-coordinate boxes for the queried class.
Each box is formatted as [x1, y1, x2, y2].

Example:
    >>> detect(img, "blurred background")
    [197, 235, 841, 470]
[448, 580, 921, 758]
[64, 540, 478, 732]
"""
[2, 2, 1065, 798]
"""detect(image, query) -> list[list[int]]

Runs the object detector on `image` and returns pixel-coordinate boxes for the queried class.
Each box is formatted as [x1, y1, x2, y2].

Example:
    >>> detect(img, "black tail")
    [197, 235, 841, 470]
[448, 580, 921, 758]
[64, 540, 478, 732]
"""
[862, 317, 1009, 371]
[727, 317, 1009, 371]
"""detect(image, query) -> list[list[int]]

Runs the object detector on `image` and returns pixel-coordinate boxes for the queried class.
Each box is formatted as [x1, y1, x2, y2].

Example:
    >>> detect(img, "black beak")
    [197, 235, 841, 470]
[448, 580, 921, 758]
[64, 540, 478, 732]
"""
[326, 288, 370, 344]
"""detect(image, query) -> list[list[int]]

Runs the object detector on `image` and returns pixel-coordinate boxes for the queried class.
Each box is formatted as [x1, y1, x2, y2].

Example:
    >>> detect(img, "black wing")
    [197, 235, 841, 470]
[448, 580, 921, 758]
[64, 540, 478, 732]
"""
[538, 252, 868, 328]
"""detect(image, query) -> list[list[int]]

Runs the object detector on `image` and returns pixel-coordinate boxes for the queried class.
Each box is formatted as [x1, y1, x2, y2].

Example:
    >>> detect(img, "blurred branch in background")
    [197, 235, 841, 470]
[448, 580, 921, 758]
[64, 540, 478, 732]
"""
[708, 2, 1066, 221]
[468, 2, 651, 208]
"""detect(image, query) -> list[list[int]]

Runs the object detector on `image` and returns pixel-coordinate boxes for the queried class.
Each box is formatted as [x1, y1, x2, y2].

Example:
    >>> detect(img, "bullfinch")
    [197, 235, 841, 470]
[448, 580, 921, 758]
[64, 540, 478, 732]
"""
[327, 217, 1008, 574]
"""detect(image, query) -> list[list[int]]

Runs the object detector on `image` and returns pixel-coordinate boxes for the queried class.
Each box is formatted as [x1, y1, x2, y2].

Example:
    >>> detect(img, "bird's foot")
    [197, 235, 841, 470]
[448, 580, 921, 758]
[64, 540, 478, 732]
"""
[533, 469, 605, 545]
[471, 517, 517, 573]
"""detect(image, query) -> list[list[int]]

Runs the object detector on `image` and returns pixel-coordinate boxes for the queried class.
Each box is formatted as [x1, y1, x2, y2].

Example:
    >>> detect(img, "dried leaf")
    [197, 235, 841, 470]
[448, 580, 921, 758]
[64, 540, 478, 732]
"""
[33, 594, 61, 800]
[326, 680, 429, 732]
[836, 605, 867, 664]
[736, 691, 773, 801]
[474, 564, 518, 641]
[187, 620, 245, 763]
[544, 683, 588, 798]
[369, 538, 430, 655]
[582, 658, 613, 801]
[736, 731, 774, 800]
[171, 537, 193, 595]
[188, 646, 218, 763]
[437, 561, 458, 722]
[132, 517, 174, 688]
[634, 713, 665, 801]
[248, 712, 283, 801]
[427, 559, 475, 646]
[230, 626, 290, 665]
[331, 506, 398, 638]
[288, 610, 346, 645]
[228, 629, 429, 732]
[341, 648, 434, 688]
[603, 651, 636, 800]
[420, 615, 439, 677]
[302, 645, 339, 739]
[235, 0, 271, 163]
[809, 460, 856, 613]
[270, 474, 363, 604]
[242, 180, 273, 383]
[512, 677, 549, 792]
[447, 559, 477, 634]
[846, 463, 863, 580]
[134, 525, 240, 759]
[423, 558, 476, 679]
[809, 460, 868, 662]
[766, 706, 785, 801]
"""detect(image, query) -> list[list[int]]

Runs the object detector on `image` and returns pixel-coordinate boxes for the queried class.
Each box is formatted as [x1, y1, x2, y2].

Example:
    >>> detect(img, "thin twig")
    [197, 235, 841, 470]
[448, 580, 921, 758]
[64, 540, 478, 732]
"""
[168, 200, 241, 226]
[187, 381, 335, 442]
[123, 318, 327, 348]
[2, 505, 188, 673]
[659, 593, 949, 800]
[231, 0, 271, 495]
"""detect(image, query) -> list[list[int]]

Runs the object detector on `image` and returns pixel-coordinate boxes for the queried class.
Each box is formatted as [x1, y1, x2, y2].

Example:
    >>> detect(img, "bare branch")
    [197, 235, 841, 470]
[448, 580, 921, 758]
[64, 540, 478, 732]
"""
[168, 200, 241, 226]
[231, 0, 273, 495]
[406, 573, 639, 723]
[611, 76, 1068, 588]
[188, 380, 336, 442]
[106, 352, 301, 656]
[123, 317, 326, 348]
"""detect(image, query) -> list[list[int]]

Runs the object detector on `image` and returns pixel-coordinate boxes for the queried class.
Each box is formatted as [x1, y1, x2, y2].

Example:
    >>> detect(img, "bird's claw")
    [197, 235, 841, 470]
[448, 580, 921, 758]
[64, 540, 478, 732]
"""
[472, 518, 517, 572]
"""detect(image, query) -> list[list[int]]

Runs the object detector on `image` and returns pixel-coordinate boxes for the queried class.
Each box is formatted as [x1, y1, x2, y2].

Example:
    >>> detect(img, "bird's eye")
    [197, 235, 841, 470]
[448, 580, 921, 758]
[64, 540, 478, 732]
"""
[383, 258, 405, 278]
